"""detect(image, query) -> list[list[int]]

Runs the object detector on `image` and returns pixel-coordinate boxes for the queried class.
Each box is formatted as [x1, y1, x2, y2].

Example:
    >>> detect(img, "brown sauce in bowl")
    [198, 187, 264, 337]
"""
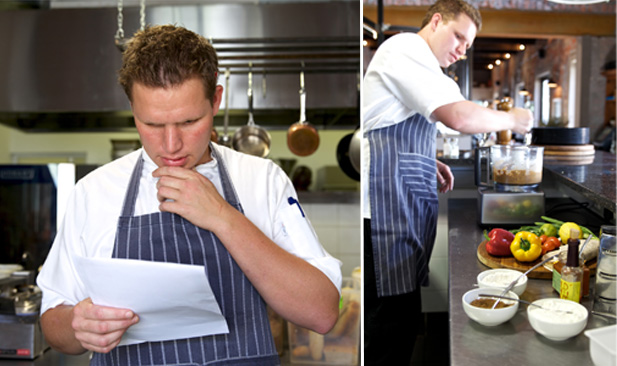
[470, 298, 514, 309]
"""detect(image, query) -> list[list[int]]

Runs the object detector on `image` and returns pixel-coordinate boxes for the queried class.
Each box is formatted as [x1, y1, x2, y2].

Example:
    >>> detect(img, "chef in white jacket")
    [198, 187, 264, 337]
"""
[37, 25, 342, 366]
[362, 1, 533, 364]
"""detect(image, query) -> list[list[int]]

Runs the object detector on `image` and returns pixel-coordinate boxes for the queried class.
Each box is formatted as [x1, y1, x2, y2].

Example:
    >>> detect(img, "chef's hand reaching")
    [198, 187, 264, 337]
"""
[436, 160, 454, 193]
[153, 166, 231, 232]
[71, 298, 138, 353]
[509, 107, 534, 135]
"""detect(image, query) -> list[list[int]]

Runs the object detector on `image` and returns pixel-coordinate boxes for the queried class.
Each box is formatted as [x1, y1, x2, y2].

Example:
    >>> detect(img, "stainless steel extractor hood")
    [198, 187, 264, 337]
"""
[0, 1, 360, 132]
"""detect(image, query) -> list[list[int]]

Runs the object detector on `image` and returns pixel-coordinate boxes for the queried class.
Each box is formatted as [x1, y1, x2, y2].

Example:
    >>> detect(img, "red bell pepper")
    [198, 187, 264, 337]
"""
[484, 228, 515, 257]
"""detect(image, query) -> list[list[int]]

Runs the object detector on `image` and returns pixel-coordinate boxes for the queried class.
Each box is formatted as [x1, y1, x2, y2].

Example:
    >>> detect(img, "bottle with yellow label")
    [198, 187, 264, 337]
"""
[560, 230, 583, 302]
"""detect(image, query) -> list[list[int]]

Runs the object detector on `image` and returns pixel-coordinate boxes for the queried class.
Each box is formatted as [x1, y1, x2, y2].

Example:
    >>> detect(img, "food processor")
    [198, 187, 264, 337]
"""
[475, 145, 545, 226]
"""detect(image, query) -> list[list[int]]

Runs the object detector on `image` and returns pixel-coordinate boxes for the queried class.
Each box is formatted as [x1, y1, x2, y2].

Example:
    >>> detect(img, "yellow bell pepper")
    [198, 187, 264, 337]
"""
[510, 231, 542, 262]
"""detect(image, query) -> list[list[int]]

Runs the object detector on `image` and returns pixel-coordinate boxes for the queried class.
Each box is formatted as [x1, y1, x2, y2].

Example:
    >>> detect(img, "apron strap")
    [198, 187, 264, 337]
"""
[210, 143, 244, 214]
[120, 155, 145, 217]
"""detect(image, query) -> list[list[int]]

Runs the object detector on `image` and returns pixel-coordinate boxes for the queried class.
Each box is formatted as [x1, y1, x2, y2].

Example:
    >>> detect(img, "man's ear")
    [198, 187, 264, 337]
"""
[430, 13, 442, 31]
[211, 85, 224, 115]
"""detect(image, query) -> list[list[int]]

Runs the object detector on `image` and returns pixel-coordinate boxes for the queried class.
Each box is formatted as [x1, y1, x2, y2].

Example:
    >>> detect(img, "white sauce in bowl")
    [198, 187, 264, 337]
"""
[481, 271, 520, 287]
[529, 299, 587, 323]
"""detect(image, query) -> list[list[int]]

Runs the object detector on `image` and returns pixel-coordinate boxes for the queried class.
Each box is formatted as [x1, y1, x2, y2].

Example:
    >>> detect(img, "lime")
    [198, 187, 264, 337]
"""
[539, 223, 558, 238]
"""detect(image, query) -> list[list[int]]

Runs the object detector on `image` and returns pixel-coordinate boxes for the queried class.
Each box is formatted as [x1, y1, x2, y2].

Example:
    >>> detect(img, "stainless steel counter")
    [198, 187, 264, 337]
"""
[0, 350, 90, 366]
[448, 198, 615, 366]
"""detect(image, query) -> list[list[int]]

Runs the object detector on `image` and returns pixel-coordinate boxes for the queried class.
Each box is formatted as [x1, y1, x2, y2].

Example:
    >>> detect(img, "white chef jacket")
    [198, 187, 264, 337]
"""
[361, 32, 465, 218]
[37, 144, 342, 314]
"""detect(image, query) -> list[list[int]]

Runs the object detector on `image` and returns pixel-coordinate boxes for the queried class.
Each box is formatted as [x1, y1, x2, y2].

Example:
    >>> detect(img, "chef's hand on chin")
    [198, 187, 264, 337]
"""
[152, 166, 230, 232]
[72, 298, 139, 353]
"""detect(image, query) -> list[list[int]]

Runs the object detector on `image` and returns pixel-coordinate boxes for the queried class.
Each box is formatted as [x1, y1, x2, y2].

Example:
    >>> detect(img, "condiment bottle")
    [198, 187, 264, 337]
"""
[552, 252, 590, 297]
[560, 229, 583, 302]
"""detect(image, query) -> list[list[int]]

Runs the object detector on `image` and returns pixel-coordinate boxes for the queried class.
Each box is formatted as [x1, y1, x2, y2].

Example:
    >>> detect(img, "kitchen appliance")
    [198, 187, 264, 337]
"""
[475, 145, 545, 226]
[0, 271, 48, 359]
[0, 165, 58, 271]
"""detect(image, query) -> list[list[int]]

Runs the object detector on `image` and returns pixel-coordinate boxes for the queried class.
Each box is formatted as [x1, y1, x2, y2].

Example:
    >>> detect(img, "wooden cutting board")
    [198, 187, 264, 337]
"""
[477, 240, 553, 279]
[540, 144, 595, 156]
[543, 155, 595, 165]
[477, 241, 597, 279]
[538, 144, 594, 151]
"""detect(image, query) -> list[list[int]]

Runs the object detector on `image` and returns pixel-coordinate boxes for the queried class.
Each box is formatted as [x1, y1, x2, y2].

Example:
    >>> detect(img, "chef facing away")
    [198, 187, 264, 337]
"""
[362, 0, 533, 364]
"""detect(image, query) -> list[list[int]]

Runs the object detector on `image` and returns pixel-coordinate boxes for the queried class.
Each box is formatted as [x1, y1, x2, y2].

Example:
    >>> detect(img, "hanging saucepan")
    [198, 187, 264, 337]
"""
[287, 70, 319, 157]
[336, 132, 360, 181]
[232, 66, 271, 158]
[347, 73, 362, 174]
[349, 126, 361, 174]
[218, 68, 233, 148]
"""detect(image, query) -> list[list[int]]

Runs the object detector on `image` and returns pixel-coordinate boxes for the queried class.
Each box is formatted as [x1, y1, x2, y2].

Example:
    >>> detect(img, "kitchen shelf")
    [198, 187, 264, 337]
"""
[213, 36, 360, 75]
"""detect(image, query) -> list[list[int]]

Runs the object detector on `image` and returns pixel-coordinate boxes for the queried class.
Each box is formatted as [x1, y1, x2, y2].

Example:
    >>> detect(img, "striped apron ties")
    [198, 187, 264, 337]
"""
[368, 114, 439, 297]
[91, 147, 279, 365]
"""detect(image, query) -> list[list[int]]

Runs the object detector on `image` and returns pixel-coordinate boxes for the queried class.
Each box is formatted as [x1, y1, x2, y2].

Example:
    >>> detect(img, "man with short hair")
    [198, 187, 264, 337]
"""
[38, 25, 342, 366]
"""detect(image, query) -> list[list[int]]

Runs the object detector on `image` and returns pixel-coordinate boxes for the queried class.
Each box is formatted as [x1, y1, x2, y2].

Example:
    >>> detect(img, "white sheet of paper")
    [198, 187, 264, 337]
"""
[74, 256, 229, 346]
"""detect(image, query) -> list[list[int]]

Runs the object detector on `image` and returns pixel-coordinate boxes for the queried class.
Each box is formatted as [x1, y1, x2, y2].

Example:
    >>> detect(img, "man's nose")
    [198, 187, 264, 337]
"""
[456, 43, 467, 58]
[164, 125, 182, 153]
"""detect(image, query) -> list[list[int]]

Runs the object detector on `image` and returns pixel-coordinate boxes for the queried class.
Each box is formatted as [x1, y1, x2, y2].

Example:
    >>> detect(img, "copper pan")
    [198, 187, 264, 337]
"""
[287, 70, 319, 157]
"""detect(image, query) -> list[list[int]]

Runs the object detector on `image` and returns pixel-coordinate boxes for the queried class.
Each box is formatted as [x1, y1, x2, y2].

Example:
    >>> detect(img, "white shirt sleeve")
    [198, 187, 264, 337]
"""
[269, 171, 343, 295]
[37, 183, 89, 312]
[362, 33, 465, 132]
[222, 146, 343, 295]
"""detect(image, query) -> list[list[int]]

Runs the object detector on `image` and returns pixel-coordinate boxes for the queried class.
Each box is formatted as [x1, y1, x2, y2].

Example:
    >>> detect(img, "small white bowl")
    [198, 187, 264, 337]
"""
[477, 268, 527, 296]
[462, 288, 519, 327]
[585, 325, 616, 366]
[527, 298, 588, 341]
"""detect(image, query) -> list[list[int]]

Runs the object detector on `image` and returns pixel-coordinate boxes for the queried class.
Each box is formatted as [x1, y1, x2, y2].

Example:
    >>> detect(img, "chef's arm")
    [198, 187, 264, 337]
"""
[212, 206, 340, 335]
[41, 305, 87, 354]
[431, 100, 533, 135]
[41, 299, 139, 354]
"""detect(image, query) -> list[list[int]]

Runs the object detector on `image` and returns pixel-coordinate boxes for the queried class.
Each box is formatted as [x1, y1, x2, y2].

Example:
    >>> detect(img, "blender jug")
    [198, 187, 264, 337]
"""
[475, 145, 544, 193]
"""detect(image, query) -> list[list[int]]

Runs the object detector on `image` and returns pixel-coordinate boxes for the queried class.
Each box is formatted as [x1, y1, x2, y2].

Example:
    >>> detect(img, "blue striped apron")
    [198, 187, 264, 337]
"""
[368, 114, 438, 297]
[91, 146, 280, 365]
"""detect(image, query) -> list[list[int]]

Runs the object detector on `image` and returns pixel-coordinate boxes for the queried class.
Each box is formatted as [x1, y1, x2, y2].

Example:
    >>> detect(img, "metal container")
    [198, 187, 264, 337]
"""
[593, 225, 616, 318]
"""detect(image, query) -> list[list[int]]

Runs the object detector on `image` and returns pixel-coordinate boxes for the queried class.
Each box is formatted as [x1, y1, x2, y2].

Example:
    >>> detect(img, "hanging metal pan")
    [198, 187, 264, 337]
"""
[336, 133, 360, 181]
[287, 70, 319, 157]
[349, 126, 361, 174]
[232, 67, 271, 157]
[218, 68, 233, 148]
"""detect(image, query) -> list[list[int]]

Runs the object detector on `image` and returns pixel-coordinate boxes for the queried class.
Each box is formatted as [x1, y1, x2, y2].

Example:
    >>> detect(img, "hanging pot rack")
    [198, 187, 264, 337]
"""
[213, 36, 359, 75]
[114, 1, 358, 75]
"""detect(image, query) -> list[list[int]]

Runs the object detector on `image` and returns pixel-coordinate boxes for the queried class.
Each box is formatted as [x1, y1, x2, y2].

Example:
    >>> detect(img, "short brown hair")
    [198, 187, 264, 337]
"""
[421, 0, 482, 31]
[118, 25, 219, 103]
